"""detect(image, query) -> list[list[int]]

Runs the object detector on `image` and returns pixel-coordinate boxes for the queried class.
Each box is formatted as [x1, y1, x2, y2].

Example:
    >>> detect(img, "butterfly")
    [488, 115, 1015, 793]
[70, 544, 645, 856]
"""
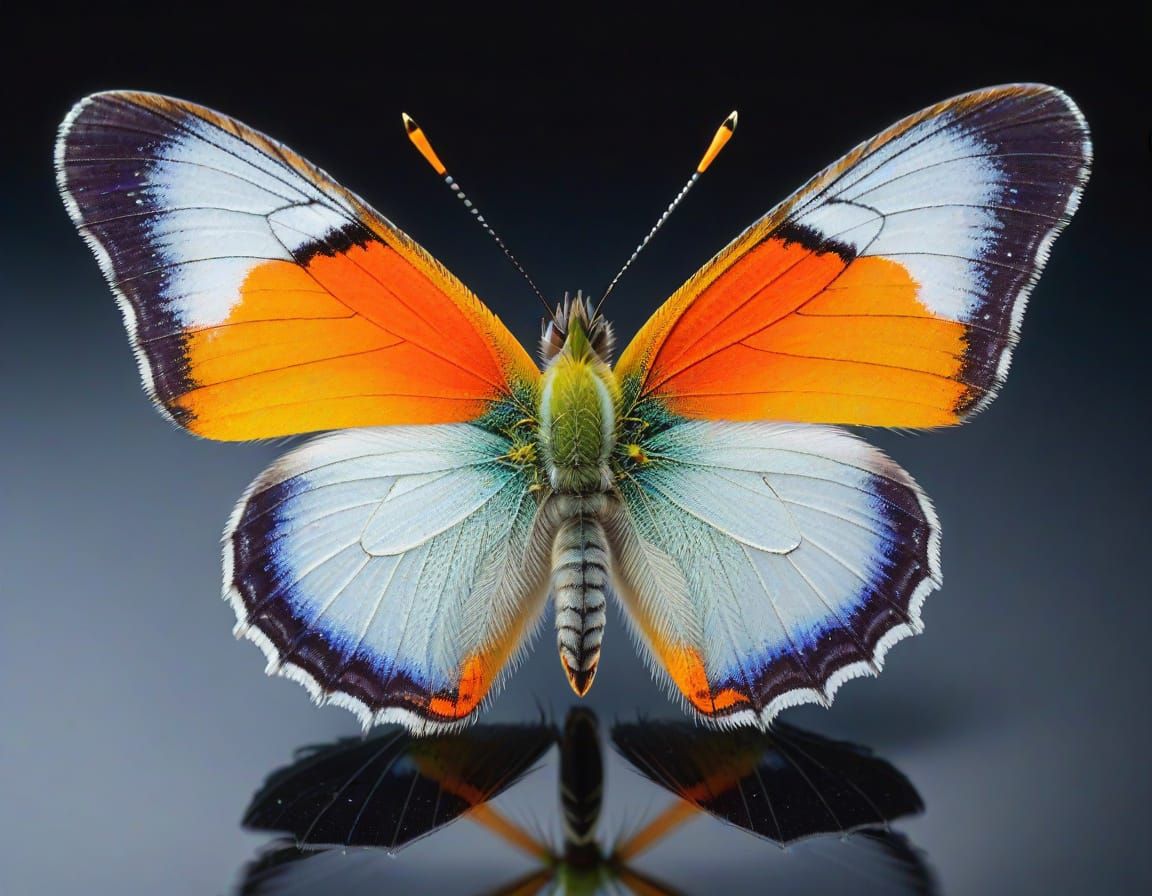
[55, 85, 1090, 734]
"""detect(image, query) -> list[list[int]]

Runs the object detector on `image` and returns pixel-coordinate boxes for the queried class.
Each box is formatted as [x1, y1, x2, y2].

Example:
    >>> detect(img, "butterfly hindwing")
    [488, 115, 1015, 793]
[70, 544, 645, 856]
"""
[608, 421, 939, 725]
[56, 91, 538, 439]
[616, 84, 1090, 427]
[226, 425, 553, 731]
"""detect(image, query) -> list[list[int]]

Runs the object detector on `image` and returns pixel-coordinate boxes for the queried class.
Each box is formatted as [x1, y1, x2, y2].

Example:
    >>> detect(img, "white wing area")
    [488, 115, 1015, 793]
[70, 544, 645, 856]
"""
[224, 425, 551, 733]
[639, 461, 802, 554]
[785, 86, 1091, 402]
[58, 91, 358, 331]
[612, 421, 941, 727]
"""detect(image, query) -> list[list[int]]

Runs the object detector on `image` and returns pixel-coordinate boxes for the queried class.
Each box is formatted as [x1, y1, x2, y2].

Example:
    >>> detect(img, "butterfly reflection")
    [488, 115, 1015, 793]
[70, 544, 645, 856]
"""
[237, 711, 936, 895]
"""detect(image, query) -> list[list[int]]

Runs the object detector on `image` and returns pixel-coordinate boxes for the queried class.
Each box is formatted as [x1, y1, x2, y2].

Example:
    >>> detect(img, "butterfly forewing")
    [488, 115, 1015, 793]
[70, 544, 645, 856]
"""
[55, 91, 538, 440]
[616, 84, 1090, 427]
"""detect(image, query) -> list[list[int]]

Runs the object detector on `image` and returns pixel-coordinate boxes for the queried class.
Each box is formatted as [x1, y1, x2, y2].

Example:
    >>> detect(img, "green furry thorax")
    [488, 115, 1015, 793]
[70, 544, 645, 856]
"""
[540, 353, 617, 493]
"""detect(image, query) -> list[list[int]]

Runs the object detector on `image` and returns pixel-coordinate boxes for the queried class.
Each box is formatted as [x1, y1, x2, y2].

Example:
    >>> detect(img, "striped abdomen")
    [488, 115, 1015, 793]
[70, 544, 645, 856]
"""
[551, 499, 609, 696]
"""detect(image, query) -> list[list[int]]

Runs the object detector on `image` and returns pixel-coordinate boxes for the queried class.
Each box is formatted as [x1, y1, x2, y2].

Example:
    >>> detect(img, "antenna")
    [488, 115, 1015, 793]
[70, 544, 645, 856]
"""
[402, 113, 553, 314]
[596, 110, 738, 311]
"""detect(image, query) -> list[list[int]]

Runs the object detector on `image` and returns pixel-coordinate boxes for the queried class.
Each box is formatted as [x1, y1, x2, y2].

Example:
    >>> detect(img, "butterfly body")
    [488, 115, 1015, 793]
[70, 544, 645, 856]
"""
[56, 85, 1090, 734]
[533, 296, 623, 694]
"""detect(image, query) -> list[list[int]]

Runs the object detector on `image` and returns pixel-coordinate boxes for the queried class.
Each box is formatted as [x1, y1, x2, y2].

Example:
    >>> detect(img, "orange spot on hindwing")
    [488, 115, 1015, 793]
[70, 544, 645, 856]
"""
[663, 645, 749, 714]
[428, 655, 492, 720]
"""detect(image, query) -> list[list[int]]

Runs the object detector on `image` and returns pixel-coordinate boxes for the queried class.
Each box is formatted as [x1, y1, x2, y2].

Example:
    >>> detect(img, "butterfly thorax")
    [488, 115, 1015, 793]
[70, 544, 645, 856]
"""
[538, 295, 618, 495]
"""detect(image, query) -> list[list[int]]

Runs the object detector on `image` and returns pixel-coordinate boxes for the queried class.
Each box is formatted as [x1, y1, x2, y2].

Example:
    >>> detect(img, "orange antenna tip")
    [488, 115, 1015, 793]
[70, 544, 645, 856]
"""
[401, 112, 448, 176]
[696, 109, 738, 173]
[402, 112, 552, 313]
[596, 108, 738, 310]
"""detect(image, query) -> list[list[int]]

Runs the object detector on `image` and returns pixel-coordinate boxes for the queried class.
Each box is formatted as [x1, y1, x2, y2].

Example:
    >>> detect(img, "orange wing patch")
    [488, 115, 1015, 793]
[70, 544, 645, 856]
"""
[180, 239, 531, 439]
[423, 574, 546, 723]
[628, 236, 968, 427]
[664, 645, 749, 715]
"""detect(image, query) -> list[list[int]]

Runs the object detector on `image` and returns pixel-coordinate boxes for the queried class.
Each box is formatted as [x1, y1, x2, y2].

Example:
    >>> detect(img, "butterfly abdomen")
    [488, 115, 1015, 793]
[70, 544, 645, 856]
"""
[550, 495, 611, 696]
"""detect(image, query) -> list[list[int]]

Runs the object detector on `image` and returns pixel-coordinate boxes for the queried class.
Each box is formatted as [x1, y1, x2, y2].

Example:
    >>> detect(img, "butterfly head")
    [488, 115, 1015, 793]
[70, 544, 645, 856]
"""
[540, 292, 616, 366]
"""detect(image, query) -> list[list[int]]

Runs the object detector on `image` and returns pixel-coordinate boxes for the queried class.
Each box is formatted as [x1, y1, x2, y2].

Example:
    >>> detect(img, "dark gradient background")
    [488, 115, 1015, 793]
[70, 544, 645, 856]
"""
[4, 6, 1148, 895]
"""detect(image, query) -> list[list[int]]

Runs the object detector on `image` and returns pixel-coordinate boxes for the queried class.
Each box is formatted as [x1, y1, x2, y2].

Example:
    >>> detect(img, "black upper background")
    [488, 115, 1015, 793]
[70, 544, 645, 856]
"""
[4, 5, 1149, 896]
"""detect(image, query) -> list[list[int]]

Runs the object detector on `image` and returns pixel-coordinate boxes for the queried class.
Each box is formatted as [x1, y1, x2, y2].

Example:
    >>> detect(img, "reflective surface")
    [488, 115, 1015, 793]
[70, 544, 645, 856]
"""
[236, 710, 935, 894]
[5, 7, 1148, 895]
